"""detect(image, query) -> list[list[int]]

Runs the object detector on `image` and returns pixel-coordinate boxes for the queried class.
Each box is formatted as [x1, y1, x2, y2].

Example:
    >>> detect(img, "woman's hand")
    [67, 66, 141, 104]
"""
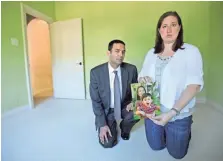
[145, 112, 155, 119]
[150, 110, 176, 126]
[138, 76, 153, 83]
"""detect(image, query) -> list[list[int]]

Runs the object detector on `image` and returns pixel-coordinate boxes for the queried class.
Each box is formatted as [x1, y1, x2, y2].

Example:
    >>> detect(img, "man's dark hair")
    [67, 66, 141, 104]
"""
[108, 39, 125, 51]
[154, 11, 185, 54]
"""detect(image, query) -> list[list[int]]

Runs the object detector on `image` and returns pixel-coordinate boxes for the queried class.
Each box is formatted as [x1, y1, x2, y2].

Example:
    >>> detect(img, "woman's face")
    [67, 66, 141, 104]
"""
[138, 87, 145, 98]
[159, 15, 181, 44]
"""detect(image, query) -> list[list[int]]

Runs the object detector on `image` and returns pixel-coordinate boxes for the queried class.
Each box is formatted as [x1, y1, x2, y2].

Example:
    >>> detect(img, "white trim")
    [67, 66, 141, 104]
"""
[21, 3, 34, 109]
[206, 99, 223, 114]
[86, 96, 208, 102]
[22, 4, 53, 23]
[86, 93, 91, 100]
[2, 105, 30, 118]
[196, 97, 206, 104]
[20, 2, 54, 109]
[196, 97, 223, 114]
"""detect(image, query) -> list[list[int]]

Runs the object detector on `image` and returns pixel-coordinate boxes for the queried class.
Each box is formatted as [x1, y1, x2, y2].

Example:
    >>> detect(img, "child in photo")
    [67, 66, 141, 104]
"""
[135, 93, 159, 118]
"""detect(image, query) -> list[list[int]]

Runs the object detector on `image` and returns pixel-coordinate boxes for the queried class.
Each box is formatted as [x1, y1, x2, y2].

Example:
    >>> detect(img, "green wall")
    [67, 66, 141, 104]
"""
[2, 1, 223, 114]
[207, 2, 223, 106]
[55, 1, 210, 99]
[1, 1, 55, 113]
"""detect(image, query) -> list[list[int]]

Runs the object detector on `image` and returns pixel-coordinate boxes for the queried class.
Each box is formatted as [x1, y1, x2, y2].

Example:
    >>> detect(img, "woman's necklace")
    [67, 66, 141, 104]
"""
[157, 51, 174, 61]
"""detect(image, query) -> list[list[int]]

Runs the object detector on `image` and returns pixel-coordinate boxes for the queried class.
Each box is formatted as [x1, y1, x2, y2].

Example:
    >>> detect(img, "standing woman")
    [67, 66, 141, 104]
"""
[138, 11, 204, 159]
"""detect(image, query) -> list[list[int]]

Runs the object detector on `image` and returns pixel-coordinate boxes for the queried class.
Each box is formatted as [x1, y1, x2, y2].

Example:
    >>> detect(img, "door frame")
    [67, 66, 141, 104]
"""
[20, 3, 54, 109]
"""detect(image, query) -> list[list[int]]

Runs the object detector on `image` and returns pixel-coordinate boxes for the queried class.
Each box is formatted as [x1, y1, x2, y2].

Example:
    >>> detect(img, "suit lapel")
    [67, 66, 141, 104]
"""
[121, 64, 128, 102]
[103, 63, 111, 106]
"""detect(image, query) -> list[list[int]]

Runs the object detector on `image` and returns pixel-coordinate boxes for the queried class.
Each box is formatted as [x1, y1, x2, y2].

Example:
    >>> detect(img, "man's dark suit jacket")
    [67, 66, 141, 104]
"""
[90, 62, 138, 130]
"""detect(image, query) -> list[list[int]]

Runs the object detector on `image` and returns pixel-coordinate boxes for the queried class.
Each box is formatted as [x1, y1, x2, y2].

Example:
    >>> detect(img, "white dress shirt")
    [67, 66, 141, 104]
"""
[138, 43, 204, 113]
[108, 63, 122, 108]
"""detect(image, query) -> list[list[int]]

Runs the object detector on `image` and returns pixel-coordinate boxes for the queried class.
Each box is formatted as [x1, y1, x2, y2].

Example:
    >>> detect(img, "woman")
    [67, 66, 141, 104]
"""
[136, 85, 146, 100]
[138, 11, 204, 159]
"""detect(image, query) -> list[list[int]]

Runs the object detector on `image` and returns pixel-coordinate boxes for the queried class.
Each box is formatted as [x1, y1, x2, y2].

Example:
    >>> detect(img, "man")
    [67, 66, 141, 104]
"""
[90, 39, 140, 148]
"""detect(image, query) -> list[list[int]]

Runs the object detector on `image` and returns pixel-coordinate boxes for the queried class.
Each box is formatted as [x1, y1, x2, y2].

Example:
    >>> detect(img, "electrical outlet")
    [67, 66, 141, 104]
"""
[11, 38, 19, 46]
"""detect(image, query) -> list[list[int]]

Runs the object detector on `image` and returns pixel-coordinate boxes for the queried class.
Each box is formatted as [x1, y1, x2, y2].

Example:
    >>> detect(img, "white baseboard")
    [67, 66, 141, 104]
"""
[196, 96, 223, 114]
[196, 97, 206, 104]
[2, 104, 30, 118]
[86, 93, 91, 100]
[206, 99, 223, 114]
[86, 96, 208, 103]
[2, 97, 221, 118]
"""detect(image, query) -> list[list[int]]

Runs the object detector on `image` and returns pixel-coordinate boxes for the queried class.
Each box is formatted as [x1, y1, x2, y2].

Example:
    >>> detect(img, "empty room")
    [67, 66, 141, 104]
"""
[2, 1, 223, 161]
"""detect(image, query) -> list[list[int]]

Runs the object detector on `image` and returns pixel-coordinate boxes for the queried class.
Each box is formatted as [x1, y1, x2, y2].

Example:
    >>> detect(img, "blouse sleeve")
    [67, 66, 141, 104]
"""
[138, 48, 154, 80]
[185, 47, 204, 91]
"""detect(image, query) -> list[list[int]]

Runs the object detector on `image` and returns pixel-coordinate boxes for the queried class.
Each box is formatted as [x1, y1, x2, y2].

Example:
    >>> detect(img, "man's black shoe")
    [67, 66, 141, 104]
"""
[121, 132, 130, 140]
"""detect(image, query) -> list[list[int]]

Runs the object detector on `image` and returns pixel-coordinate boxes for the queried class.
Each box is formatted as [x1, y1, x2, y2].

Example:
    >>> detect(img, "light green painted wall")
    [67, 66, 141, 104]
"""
[55, 1, 210, 99]
[1, 1, 55, 113]
[2, 1, 222, 114]
[207, 2, 223, 106]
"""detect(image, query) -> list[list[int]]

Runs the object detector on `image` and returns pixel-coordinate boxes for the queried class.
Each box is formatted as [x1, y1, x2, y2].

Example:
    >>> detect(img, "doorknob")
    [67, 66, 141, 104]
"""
[76, 62, 82, 65]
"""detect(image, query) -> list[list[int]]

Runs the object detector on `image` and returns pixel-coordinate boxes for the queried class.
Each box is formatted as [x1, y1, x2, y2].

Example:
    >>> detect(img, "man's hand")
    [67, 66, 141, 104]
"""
[138, 76, 153, 83]
[99, 125, 112, 144]
[126, 102, 134, 112]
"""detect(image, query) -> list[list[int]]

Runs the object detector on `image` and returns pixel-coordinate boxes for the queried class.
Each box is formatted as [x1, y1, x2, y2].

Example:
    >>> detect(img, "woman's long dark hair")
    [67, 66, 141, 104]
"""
[154, 11, 184, 54]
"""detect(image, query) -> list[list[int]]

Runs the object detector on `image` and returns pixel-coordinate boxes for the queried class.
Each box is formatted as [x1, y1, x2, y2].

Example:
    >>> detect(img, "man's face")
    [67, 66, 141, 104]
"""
[107, 43, 125, 66]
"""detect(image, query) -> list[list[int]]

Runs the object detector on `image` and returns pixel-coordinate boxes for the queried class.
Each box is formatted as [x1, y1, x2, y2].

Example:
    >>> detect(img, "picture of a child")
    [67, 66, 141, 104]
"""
[135, 93, 159, 118]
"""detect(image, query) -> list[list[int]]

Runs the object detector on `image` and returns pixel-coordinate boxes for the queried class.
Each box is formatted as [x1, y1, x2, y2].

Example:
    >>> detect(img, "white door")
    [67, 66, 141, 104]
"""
[50, 18, 85, 99]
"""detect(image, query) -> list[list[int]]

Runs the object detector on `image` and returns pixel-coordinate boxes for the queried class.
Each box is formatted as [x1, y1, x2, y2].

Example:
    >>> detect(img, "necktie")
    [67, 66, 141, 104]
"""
[113, 71, 121, 121]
